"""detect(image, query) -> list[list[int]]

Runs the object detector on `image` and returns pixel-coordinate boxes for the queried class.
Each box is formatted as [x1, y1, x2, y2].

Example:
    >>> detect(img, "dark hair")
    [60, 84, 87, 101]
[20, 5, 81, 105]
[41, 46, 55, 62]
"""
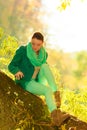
[32, 32, 44, 42]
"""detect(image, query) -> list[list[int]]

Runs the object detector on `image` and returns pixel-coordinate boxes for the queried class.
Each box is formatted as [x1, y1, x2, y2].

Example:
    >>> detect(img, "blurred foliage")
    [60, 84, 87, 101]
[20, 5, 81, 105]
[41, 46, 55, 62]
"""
[47, 48, 87, 89]
[57, 0, 85, 11]
[74, 51, 87, 79]
[0, 0, 46, 42]
[0, 0, 85, 44]
[58, 0, 71, 11]
[0, 27, 18, 78]
[61, 87, 87, 122]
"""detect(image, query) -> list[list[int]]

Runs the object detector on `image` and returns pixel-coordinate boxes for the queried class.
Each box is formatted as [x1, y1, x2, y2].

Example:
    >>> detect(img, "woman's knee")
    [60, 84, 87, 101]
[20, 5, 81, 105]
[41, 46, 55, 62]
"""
[45, 87, 53, 96]
[41, 63, 49, 70]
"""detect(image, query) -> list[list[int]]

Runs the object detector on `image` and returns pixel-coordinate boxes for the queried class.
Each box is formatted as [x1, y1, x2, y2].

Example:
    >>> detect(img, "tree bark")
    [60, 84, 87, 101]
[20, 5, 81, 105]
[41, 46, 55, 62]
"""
[0, 71, 87, 130]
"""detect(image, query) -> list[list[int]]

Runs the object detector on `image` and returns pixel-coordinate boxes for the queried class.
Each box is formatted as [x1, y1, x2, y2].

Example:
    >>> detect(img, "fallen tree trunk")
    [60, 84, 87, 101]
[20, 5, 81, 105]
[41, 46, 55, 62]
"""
[0, 71, 87, 130]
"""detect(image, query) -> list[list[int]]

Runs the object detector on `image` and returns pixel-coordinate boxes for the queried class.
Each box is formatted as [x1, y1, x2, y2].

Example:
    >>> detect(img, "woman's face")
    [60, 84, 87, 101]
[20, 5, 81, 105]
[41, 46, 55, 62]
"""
[31, 38, 43, 53]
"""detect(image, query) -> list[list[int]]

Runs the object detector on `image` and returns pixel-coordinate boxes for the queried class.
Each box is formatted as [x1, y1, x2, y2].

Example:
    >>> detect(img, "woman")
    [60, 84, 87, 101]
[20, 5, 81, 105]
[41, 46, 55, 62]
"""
[8, 32, 69, 126]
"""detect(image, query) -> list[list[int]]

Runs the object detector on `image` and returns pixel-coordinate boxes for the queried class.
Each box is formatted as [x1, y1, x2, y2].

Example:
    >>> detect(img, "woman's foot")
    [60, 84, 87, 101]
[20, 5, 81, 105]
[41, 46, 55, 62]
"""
[51, 109, 70, 126]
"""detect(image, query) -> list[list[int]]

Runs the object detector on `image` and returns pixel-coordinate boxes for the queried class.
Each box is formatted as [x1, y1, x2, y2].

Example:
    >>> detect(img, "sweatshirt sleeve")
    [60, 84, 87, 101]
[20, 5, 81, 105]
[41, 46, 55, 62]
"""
[46, 52, 48, 59]
[8, 46, 24, 75]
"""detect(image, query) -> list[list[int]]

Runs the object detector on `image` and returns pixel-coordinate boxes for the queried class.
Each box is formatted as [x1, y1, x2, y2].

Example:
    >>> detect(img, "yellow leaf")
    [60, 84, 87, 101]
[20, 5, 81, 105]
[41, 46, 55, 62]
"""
[61, 124, 67, 130]
[61, 2, 67, 10]
[32, 126, 34, 130]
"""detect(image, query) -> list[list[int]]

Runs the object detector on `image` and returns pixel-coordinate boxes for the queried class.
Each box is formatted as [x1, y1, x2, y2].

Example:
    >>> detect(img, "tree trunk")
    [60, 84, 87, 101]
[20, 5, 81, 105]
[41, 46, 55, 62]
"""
[0, 71, 87, 130]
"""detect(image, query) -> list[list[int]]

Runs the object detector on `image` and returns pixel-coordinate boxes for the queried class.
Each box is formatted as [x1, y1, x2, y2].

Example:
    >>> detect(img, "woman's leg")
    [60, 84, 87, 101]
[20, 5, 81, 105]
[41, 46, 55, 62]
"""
[25, 80, 57, 112]
[38, 63, 61, 108]
[25, 80, 69, 126]
[38, 63, 58, 92]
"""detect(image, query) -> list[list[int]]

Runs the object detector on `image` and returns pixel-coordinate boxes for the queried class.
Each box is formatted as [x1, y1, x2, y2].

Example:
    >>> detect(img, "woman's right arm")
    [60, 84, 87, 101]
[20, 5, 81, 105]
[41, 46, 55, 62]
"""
[8, 46, 24, 77]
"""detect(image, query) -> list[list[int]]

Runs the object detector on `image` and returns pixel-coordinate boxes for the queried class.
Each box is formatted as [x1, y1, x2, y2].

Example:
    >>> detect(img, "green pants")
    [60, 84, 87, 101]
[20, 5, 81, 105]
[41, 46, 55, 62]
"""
[25, 63, 58, 112]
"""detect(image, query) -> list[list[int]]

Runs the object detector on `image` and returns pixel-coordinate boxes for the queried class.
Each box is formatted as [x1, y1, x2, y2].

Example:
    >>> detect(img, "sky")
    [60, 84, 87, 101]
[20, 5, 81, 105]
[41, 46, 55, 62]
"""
[42, 0, 87, 52]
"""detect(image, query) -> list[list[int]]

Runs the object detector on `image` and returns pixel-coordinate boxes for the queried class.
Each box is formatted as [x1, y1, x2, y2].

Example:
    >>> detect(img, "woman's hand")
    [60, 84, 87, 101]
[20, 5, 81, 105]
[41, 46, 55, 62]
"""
[15, 71, 24, 80]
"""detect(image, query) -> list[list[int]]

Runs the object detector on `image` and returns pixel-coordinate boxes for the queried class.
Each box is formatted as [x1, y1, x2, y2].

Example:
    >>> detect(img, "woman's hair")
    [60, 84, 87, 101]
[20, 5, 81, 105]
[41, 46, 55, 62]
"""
[32, 32, 44, 42]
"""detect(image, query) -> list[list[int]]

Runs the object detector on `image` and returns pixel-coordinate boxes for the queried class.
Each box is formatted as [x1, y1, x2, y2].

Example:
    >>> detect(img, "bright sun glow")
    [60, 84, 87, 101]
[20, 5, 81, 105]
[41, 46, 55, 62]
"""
[42, 0, 87, 52]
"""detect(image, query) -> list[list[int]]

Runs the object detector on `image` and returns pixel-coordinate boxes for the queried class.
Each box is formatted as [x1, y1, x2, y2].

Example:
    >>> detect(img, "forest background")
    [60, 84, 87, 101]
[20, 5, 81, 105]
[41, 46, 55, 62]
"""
[0, 0, 87, 123]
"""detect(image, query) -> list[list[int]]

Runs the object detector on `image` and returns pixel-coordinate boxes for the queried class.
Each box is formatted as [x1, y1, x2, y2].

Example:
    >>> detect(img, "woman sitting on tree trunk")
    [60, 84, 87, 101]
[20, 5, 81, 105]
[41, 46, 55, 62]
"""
[8, 32, 69, 126]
